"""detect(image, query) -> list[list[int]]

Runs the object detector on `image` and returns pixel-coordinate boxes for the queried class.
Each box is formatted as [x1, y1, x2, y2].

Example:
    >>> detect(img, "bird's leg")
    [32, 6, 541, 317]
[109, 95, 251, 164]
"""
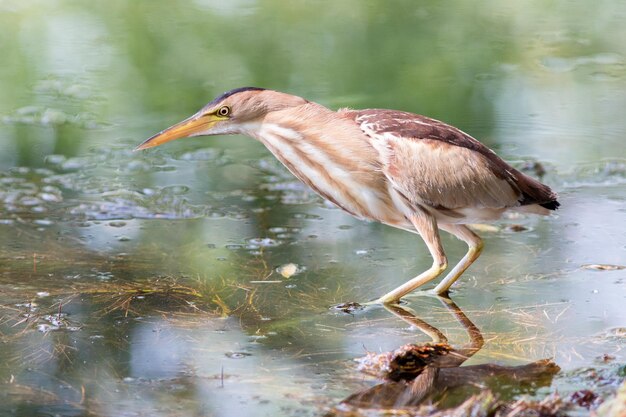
[377, 213, 447, 304]
[432, 224, 483, 295]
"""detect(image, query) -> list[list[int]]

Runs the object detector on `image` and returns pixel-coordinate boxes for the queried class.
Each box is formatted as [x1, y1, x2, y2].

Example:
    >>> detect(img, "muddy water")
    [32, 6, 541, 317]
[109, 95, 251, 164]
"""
[1, 147, 624, 416]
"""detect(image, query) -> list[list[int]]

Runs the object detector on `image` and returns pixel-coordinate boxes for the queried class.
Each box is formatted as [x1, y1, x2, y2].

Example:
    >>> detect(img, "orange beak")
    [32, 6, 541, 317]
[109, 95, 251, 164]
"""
[134, 113, 219, 151]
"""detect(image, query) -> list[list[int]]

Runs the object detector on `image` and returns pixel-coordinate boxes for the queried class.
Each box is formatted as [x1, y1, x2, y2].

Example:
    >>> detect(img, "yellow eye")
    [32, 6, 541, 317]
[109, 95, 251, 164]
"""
[217, 106, 230, 117]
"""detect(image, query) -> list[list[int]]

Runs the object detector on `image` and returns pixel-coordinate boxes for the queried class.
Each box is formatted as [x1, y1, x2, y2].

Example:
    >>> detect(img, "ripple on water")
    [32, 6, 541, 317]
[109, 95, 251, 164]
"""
[562, 160, 626, 188]
[268, 226, 301, 240]
[38, 192, 62, 202]
[33, 219, 54, 226]
[161, 185, 190, 195]
[540, 52, 625, 75]
[19, 196, 41, 206]
[246, 237, 281, 247]
[177, 148, 232, 165]
[2, 106, 95, 128]
[69, 198, 207, 220]
[37, 313, 81, 333]
[108, 221, 127, 228]
[1, 171, 65, 223]
[0, 149, 320, 224]
[4, 149, 622, 228]
[225, 244, 244, 250]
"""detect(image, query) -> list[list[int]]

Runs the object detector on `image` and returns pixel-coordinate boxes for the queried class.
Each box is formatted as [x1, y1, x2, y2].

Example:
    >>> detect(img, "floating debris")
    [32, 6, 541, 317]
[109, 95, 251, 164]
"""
[582, 264, 626, 271]
[37, 314, 81, 333]
[600, 354, 616, 363]
[569, 389, 600, 408]
[504, 393, 570, 417]
[225, 351, 251, 359]
[506, 224, 529, 232]
[520, 161, 547, 178]
[356, 343, 452, 381]
[276, 263, 303, 278]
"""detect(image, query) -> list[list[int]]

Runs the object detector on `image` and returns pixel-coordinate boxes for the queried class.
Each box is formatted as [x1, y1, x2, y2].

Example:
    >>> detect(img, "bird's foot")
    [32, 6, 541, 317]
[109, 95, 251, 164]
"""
[331, 301, 366, 314]
[332, 289, 452, 312]
[331, 300, 391, 313]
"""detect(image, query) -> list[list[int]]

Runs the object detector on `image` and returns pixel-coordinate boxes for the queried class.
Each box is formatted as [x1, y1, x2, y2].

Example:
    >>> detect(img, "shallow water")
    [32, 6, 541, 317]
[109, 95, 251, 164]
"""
[1, 1, 626, 416]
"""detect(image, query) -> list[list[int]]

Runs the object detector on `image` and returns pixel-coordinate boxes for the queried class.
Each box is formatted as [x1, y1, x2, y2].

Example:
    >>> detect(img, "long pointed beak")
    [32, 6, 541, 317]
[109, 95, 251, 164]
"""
[135, 113, 218, 151]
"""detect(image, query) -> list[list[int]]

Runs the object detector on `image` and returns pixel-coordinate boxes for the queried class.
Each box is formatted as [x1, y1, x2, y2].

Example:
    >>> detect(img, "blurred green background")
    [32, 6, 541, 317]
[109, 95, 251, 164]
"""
[2, 0, 625, 168]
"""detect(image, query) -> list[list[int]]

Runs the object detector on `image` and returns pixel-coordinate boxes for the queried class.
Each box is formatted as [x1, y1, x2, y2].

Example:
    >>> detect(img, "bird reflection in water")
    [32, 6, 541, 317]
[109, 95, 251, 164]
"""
[329, 299, 560, 416]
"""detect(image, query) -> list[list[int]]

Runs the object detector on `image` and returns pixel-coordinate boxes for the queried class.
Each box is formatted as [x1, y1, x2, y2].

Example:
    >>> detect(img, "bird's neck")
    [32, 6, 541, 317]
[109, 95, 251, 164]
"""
[247, 103, 377, 175]
[243, 103, 400, 224]
[248, 103, 369, 153]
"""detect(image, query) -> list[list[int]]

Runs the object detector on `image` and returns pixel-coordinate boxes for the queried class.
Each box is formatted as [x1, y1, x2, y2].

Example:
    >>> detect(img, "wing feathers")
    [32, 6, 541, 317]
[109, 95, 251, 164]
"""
[348, 109, 559, 212]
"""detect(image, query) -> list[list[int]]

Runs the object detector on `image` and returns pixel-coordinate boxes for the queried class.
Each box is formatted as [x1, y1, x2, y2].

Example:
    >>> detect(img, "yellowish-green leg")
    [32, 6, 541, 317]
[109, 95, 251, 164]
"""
[433, 224, 483, 295]
[377, 212, 448, 304]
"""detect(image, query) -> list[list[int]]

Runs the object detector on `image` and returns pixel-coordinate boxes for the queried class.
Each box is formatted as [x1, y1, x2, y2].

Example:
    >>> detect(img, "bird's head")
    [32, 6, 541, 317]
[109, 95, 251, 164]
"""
[135, 87, 308, 150]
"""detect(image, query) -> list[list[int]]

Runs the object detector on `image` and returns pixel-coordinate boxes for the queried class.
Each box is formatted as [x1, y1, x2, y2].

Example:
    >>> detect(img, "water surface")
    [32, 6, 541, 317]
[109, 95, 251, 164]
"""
[1, 1, 625, 416]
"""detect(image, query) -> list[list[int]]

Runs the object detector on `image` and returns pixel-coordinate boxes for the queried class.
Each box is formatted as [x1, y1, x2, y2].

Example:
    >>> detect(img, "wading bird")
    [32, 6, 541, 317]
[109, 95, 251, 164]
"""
[136, 87, 559, 304]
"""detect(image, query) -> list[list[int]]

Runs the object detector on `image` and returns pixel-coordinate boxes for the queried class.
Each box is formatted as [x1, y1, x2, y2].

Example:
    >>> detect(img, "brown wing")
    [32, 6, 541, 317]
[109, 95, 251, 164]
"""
[348, 109, 559, 212]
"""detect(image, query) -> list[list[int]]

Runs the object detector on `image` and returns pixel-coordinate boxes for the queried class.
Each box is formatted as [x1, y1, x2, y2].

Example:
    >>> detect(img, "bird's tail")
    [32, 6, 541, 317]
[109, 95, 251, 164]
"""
[513, 170, 560, 211]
